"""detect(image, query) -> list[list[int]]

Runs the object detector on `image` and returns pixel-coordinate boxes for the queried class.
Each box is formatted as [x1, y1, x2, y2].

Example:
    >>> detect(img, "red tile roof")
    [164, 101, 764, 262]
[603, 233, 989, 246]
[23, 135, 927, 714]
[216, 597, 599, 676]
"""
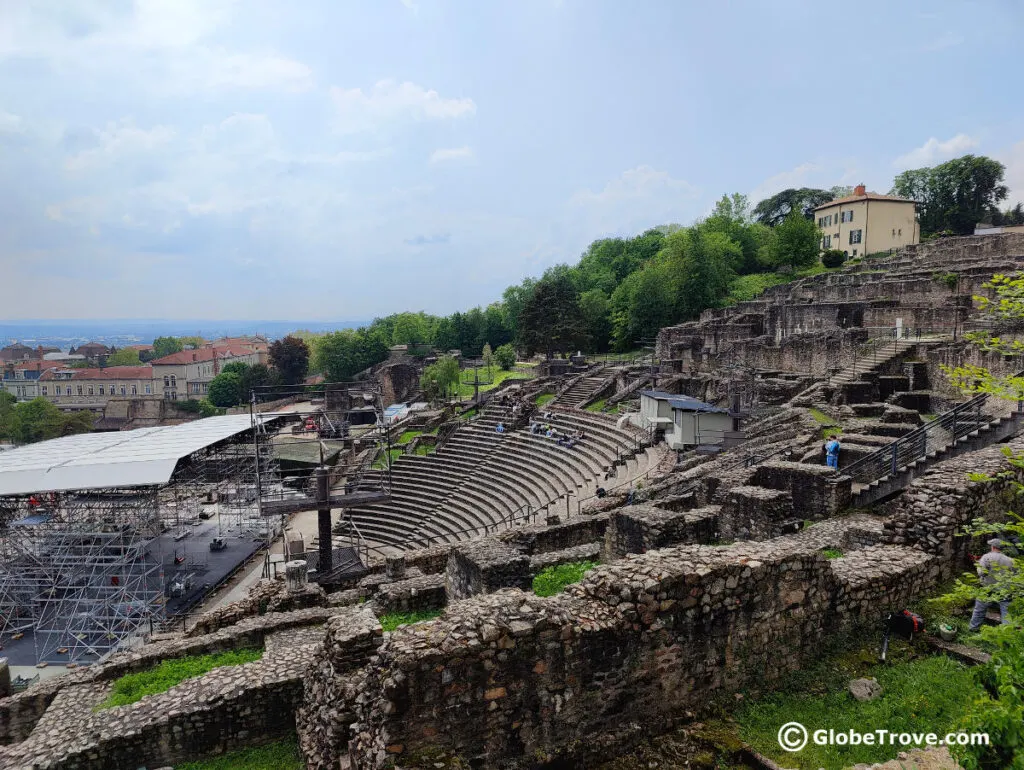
[39, 366, 153, 381]
[814, 191, 916, 210]
[150, 346, 257, 365]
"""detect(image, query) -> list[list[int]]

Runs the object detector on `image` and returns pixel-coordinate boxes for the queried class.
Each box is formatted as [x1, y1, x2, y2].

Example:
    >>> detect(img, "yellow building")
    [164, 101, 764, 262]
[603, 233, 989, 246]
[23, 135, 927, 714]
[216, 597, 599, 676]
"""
[814, 184, 919, 257]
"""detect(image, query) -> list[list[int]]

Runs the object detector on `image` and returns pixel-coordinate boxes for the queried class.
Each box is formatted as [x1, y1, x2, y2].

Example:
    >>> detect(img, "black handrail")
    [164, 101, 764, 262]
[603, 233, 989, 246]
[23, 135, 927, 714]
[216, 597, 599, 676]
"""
[840, 392, 990, 484]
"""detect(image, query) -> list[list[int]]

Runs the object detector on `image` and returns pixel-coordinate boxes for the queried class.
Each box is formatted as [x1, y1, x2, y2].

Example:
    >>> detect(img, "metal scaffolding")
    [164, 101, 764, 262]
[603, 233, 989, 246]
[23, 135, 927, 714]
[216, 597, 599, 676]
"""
[0, 416, 282, 664]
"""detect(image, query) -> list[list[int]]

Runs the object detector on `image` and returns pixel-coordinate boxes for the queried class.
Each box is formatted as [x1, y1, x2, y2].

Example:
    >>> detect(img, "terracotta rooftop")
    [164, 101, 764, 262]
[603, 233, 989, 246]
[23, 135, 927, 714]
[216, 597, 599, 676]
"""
[40, 366, 153, 381]
[814, 185, 916, 210]
[150, 345, 257, 366]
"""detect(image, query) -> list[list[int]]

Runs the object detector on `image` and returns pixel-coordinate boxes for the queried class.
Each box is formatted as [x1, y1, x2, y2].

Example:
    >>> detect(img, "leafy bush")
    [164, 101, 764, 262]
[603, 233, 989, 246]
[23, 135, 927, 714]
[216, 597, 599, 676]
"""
[724, 272, 786, 304]
[174, 399, 203, 414]
[379, 610, 443, 632]
[933, 271, 960, 291]
[821, 249, 847, 268]
[532, 560, 598, 597]
[493, 343, 516, 370]
[97, 648, 263, 710]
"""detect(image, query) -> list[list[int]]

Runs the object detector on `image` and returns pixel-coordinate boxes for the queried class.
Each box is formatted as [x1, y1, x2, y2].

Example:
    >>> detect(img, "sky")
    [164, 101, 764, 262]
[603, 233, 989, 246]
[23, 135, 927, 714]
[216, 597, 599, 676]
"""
[1, 0, 1022, 322]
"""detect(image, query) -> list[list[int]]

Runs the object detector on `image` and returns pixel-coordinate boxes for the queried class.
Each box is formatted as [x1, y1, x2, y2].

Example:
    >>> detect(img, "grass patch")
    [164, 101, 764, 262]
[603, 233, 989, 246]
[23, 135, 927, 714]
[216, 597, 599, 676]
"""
[414, 444, 434, 456]
[98, 648, 263, 710]
[379, 609, 443, 632]
[397, 429, 422, 443]
[822, 548, 843, 559]
[372, 448, 404, 469]
[175, 737, 304, 770]
[585, 398, 607, 413]
[454, 369, 530, 399]
[535, 393, 555, 407]
[821, 426, 842, 440]
[808, 407, 836, 425]
[736, 653, 978, 769]
[532, 560, 598, 597]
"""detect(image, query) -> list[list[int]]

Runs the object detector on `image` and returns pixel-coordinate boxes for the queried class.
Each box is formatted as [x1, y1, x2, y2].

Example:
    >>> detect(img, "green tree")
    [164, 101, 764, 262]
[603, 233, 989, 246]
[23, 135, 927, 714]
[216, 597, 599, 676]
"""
[711, 192, 751, 223]
[420, 356, 461, 403]
[268, 335, 310, 385]
[0, 398, 93, 444]
[758, 211, 822, 269]
[179, 336, 205, 350]
[517, 272, 587, 357]
[579, 288, 613, 352]
[752, 188, 835, 226]
[105, 348, 142, 367]
[493, 343, 516, 370]
[152, 336, 184, 359]
[821, 249, 847, 268]
[481, 342, 494, 377]
[207, 372, 243, 407]
[891, 155, 1008, 236]
[312, 329, 389, 382]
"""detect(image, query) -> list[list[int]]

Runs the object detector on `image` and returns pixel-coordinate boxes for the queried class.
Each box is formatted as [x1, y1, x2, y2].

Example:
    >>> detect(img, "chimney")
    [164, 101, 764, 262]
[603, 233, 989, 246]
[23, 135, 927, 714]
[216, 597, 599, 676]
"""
[854, 184, 867, 196]
[192, 352, 197, 362]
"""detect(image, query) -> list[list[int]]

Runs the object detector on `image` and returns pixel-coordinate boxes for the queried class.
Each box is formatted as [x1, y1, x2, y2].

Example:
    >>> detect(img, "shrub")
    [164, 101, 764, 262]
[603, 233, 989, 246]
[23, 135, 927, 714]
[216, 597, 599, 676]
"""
[532, 560, 598, 597]
[933, 271, 960, 291]
[493, 343, 516, 371]
[822, 249, 847, 268]
[97, 648, 263, 710]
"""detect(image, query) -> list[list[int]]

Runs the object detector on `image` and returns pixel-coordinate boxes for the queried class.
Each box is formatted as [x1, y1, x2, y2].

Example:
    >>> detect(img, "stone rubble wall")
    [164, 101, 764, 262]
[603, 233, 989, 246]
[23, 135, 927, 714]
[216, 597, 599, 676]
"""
[0, 605, 340, 748]
[602, 504, 720, 558]
[346, 533, 936, 770]
[0, 621, 330, 770]
[185, 578, 326, 637]
[881, 436, 1024, 569]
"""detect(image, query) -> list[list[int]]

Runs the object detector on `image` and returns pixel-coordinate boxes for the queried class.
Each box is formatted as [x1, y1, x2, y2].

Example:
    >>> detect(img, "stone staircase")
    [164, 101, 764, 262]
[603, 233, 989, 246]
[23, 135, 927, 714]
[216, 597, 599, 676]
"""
[553, 373, 608, 408]
[849, 396, 1024, 506]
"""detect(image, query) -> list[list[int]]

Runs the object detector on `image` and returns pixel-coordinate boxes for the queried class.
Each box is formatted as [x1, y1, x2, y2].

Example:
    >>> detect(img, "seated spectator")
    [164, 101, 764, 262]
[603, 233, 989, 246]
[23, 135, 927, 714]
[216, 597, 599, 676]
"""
[596, 487, 607, 498]
[496, 422, 506, 434]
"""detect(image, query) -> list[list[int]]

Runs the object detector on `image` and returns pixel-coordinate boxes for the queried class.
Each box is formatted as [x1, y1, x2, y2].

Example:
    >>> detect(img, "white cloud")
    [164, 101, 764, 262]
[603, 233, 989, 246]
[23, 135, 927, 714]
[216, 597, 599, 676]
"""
[747, 162, 820, 204]
[893, 134, 978, 169]
[330, 80, 476, 134]
[65, 120, 176, 171]
[399, 0, 418, 11]
[569, 165, 700, 237]
[0, 111, 24, 133]
[430, 146, 474, 164]
[1002, 139, 1024, 205]
[917, 32, 964, 53]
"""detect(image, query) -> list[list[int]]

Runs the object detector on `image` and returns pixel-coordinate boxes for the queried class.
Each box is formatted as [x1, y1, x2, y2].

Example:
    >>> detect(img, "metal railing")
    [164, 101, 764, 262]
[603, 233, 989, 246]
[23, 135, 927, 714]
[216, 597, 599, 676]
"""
[841, 393, 990, 485]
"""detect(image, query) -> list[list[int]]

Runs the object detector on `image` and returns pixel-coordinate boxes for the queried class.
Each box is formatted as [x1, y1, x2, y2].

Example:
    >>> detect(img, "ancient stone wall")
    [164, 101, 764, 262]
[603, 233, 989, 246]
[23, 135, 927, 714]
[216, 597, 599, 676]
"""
[344, 535, 936, 769]
[881, 436, 1024, 570]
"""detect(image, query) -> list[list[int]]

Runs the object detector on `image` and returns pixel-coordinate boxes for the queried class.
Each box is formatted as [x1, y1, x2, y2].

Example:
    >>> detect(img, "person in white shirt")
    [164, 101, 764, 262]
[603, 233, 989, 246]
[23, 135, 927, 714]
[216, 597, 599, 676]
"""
[969, 538, 1016, 632]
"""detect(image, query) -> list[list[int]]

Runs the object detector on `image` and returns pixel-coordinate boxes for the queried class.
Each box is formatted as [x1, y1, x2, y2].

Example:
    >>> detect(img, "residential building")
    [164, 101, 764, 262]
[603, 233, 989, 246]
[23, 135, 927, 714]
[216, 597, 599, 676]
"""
[71, 342, 112, 364]
[1, 368, 42, 401]
[150, 346, 261, 400]
[813, 184, 919, 257]
[0, 343, 37, 363]
[638, 390, 738, 450]
[39, 366, 156, 410]
[207, 336, 269, 363]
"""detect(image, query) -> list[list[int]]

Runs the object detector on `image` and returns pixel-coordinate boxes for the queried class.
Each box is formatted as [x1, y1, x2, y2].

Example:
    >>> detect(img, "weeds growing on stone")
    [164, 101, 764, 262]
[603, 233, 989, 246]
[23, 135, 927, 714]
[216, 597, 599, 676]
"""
[175, 736, 304, 770]
[98, 648, 263, 710]
[532, 560, 598, 597]
[822, 548, 843, 559]
[379, 609, 443, 632]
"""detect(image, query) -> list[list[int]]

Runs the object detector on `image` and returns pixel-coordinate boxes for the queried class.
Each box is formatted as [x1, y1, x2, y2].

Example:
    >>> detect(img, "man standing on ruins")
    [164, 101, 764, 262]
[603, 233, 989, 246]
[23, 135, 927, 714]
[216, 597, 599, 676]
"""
[968, 538, 1015, 632]
[825, 437, 841, 469]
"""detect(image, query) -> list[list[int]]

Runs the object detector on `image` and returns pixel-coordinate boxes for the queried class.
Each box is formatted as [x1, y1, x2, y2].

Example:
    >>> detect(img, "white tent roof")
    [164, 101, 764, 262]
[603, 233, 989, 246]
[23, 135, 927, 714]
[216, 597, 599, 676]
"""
[0, 415, 261, 496]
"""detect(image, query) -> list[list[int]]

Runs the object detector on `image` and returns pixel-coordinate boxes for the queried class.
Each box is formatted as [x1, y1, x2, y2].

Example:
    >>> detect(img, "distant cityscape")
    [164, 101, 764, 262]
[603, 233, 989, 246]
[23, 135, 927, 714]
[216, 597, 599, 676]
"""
[0, 319, 367, 351]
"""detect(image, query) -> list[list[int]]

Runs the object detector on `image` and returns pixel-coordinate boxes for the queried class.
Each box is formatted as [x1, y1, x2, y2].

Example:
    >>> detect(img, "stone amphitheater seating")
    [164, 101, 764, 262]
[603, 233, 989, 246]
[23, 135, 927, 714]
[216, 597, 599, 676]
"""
[343, 402, 656, 550]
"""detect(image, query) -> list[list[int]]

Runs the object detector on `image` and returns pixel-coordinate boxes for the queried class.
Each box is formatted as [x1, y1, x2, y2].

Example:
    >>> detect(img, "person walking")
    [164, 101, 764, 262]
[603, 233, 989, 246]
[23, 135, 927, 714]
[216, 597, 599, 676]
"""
[969, 538, 1016, 631]
[825, 437, 841, 469]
